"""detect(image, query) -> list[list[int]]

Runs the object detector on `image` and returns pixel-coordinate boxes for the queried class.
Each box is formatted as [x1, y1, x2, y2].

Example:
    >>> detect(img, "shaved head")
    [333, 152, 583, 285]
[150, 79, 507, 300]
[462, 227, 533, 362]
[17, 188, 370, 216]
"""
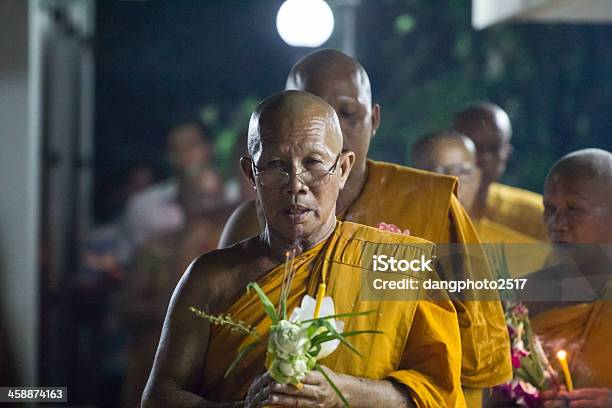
[547, 148, 612, 188]
[543, 148, 612, 243]
[453, 102, 512, 142]
[284, 49, 380, 196]
[411, 130, 480, 213]
[411, 130, 476, 170]
[453, 102, 513, 188]
[286, 49, 372, 102]
[247, 90, 343, 162]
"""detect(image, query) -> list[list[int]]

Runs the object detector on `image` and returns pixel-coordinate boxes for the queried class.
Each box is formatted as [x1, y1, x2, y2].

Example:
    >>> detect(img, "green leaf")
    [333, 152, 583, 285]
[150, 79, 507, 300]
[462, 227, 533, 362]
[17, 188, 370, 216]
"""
[300, 310, 376, 324]
[320, 319, 362, 357]
[224, 342, 260, 379]
[315, 364, 349, 407]
[246, 282, 279, 324]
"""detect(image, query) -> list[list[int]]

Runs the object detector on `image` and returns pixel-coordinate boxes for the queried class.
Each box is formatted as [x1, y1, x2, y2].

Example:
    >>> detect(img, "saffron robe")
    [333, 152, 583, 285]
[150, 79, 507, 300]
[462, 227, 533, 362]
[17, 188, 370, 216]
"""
[339, 160, 512, 394]
[203, 221, 466, 408]
[485, 183, 546, 241]
[532, 299, 612, 388]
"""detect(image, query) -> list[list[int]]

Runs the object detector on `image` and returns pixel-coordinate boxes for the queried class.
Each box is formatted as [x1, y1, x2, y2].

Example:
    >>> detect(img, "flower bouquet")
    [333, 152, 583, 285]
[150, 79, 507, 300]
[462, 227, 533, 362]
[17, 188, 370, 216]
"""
[495, 301, 556, 407]
[190, 250, 381, 406]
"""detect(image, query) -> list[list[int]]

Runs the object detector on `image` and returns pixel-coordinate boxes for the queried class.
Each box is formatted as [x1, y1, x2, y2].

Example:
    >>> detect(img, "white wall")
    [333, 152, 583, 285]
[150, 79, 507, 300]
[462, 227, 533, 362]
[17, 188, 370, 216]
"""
[0, 0, 41, 385]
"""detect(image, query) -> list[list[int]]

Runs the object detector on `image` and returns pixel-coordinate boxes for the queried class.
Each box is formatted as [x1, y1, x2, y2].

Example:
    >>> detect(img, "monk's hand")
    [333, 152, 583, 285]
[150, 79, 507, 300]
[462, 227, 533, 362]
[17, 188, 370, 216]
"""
[266, 366, 343, 408]
[540, 387, 612, 408]
[245, 372, 273, 408]
[564, 388, 611, 407]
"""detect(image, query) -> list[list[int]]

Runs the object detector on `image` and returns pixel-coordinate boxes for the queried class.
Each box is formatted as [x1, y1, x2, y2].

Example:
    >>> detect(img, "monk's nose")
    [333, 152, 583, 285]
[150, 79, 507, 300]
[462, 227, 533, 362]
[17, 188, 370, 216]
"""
[283, 171, 308, 195]
[547, 209, 569, 232]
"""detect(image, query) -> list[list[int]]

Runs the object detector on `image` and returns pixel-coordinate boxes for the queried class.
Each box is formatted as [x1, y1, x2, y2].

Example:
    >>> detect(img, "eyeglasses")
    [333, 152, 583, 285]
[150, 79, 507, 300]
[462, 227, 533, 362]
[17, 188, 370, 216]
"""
[428, 162, 475, 178]
[251, 153, 341, 188]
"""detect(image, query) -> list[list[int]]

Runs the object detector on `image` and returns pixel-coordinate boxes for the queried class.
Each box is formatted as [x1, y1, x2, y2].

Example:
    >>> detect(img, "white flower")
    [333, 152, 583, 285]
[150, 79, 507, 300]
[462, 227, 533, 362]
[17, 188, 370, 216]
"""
[269, 320, 310, 360]
[290, 295, 344, 360]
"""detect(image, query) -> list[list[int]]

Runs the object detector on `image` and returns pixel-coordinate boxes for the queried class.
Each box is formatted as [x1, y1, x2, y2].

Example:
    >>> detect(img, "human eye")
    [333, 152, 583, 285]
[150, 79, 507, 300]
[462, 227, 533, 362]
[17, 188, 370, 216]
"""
[304, 157, 324, 166]
[264, 159, 285, 170]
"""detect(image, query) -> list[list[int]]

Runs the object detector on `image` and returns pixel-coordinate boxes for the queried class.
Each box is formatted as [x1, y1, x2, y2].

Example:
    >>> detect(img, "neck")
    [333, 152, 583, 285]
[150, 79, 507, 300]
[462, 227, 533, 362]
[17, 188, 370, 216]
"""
[261, 217, 337, 262]
[471, 182, 492, 221]
[337, 160, 368, 216]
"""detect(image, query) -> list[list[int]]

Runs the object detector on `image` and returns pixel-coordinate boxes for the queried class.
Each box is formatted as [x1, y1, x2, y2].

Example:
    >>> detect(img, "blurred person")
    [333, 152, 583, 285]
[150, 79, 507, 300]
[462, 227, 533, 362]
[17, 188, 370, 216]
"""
[123, 121, 213, 251]
[411, 130, 539, 244]
[120, 166, 228, 408]
[143, 90, 466, 408]
[453, 102, 547, 241]
[218, 49, 511, 407]
[411, 130, 481, 216]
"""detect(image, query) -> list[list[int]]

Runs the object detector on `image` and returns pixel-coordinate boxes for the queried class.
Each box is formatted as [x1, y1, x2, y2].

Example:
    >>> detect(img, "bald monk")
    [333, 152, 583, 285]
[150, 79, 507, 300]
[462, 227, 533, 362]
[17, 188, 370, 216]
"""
[219, 49, 512, 407]
[526, 149, 612, 408]
[453, 102, 547, 241]
[143, 91, 465, 407]
[411, 131, 538, 244]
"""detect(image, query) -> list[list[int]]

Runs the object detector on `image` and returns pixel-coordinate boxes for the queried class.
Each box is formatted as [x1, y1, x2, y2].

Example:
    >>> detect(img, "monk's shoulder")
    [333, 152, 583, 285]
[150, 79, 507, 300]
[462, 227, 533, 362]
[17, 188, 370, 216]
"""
[188, 236, 262, 305]
[368, 159, 457, 195]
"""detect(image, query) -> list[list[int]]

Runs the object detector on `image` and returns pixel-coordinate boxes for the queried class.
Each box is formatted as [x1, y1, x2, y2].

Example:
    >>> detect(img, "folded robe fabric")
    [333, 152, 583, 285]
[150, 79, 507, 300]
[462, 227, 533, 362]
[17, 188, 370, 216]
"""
[201, 221, 466, 407]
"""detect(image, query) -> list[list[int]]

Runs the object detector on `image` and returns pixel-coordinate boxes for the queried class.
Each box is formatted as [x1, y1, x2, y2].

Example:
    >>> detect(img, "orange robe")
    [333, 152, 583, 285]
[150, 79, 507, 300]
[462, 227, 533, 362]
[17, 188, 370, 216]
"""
[532, 298, 612, 388]
[475, 218, 550, 278]
[203, 221, 466, 407]
[485, 183, 546, 241]
[339, 160, 512, 398]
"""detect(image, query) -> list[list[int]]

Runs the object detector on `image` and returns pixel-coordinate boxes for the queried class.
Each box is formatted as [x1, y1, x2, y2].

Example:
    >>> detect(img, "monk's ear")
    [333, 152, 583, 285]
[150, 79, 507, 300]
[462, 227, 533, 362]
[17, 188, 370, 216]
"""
[338, 151, 355, 189]
[371, 103, 381, 138]
[240, 156, 256, 188]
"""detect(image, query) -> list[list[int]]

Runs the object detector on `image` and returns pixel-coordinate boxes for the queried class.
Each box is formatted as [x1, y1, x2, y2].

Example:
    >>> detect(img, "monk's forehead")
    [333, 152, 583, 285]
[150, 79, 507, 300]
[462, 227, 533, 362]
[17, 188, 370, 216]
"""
[257, 98, 341, 150]
[546, 160, 612, 206]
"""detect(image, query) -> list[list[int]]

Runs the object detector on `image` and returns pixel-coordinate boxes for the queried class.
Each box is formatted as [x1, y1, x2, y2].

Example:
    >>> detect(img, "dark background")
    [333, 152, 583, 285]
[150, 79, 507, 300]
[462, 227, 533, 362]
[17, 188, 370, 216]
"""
[95, 0, 612, 222]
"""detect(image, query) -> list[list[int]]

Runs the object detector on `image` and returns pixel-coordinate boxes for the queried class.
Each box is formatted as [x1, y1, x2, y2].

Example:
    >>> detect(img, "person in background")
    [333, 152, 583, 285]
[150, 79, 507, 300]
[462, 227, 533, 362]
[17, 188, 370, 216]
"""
[120, 165, 229, 408]
[122, 121, 214, 252]
[411, 130, 540, 244]
[411, 130, 481, 219]
[453, 102, 547, 241]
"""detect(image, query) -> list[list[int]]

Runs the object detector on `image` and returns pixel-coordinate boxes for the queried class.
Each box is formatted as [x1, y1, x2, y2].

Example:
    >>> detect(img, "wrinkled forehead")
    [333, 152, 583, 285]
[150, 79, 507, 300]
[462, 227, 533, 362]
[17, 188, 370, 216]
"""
[252, 107, 342, 158]
[545, 171, 612, 208]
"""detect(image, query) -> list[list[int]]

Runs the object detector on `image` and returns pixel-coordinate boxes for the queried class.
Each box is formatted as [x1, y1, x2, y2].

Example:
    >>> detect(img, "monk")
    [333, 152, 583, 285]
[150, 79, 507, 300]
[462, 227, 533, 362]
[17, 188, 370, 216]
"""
[453, 103, 547, 241]
[142, 90, 465, 407]
[411, 130, 536, 244]
[527, 149, 612, 408]
[219, 49, 512, 407]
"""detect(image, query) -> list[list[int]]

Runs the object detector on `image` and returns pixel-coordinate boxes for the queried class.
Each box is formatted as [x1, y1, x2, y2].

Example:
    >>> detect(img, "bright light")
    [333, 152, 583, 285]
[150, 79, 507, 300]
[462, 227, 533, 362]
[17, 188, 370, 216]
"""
[276, 0, 334, 47]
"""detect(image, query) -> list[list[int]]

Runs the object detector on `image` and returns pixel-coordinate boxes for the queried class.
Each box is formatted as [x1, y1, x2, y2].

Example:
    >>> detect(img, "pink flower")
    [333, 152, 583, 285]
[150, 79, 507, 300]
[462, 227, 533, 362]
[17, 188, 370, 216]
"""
[513, 303, 529, 316]
[512, 348, 529, 368]
[377, 222, 410, 236]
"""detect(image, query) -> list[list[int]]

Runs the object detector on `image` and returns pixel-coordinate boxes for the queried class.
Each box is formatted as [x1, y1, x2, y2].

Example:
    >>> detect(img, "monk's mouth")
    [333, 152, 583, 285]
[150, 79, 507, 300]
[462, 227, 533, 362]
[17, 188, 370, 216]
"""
[284, 205, 311, 223]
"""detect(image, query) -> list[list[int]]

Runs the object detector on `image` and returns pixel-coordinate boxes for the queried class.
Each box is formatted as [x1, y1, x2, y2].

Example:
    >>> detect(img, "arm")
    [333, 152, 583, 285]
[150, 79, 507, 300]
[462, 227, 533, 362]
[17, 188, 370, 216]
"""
[218, 200, 261, 248]
[141, 258, 236, 408]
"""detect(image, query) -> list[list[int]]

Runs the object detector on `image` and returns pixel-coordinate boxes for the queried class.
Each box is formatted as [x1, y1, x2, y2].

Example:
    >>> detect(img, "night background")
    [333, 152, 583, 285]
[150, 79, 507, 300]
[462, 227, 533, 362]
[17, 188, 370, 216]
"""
[94, 0, 612, 223]
[2, 1, 612, 406]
